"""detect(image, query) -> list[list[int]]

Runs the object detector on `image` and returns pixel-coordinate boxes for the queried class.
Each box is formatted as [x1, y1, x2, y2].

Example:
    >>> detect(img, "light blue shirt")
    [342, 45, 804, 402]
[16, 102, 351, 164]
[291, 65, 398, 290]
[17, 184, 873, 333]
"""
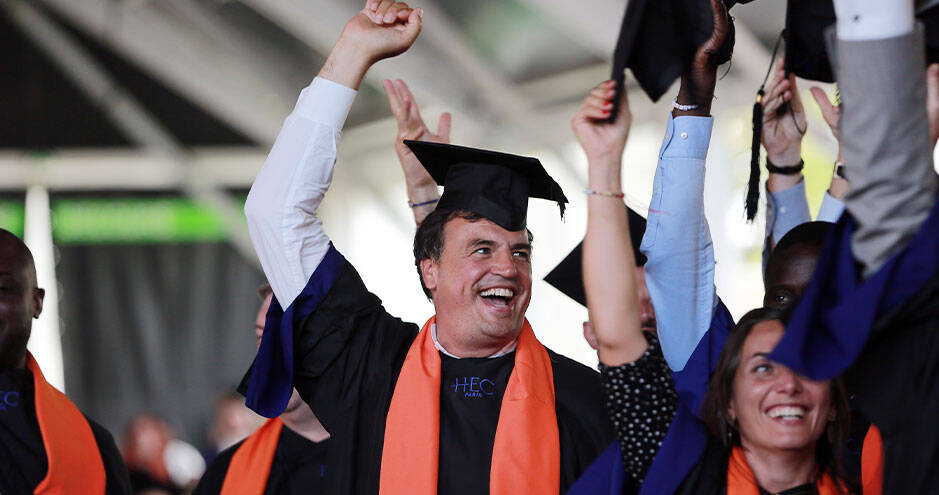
[762, 181, 846, 275]
[640, 114, 715, 371]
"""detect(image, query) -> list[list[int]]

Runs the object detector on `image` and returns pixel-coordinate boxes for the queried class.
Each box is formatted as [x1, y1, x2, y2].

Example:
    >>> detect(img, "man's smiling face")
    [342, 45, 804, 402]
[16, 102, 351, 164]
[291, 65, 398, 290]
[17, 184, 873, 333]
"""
[0, 230, 44, 371]
[421, 217, 532, 357]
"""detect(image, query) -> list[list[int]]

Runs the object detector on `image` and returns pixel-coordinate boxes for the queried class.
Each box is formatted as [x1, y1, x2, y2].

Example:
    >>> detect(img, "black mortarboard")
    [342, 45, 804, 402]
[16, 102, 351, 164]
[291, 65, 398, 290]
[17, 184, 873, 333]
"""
[609, 0, 757, 117]
[404, 140, 568, 232]
[543, 208, 647, 307]
[785, 0, 939, 82]
[744, 0, 939, 221]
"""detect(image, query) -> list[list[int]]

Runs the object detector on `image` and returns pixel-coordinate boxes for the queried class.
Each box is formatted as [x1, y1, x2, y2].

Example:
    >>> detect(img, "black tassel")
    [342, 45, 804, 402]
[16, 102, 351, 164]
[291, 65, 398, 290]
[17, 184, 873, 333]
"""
[745, 90, 763, 222]
[744, 31, 784, 223]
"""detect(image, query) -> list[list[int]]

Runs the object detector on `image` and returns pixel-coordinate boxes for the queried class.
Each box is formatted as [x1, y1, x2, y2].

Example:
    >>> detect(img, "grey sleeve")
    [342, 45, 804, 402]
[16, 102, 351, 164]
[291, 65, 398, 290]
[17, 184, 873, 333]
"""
[834, 25, 938, 277]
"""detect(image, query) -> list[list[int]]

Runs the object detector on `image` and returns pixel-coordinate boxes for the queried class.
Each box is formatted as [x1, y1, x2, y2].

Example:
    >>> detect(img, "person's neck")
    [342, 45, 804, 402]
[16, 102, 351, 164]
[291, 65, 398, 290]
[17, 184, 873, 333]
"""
[434, 324, 517, 358]
[0, 352, 27, 372]
[742, 444, 818, 494]
[280, 404, 330, 443]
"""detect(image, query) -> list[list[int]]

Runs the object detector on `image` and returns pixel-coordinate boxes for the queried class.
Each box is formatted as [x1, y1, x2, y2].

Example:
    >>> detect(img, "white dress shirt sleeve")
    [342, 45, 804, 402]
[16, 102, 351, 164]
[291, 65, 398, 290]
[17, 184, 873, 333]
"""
[834, 0, 915, 40]
[244, 77, 357, 307]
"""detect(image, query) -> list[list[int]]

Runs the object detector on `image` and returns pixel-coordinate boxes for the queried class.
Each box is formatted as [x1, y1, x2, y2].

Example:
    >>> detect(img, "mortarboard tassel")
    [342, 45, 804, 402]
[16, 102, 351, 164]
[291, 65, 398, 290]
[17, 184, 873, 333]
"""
[745, 32, 785, 222]
[745, 90, 763, 221]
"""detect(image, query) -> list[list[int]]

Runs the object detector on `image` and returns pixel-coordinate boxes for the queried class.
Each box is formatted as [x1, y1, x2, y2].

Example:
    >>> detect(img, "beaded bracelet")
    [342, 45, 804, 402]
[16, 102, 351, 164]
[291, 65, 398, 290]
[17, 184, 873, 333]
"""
[673, 99, 700, 112]
[584, 189, 625, 198]
[408, 198, 439, 208]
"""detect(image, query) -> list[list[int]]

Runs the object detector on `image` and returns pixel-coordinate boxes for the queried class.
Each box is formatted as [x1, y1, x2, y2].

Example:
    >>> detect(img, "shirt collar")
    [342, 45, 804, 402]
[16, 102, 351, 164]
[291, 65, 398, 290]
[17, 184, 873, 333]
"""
[430, 323, 517, 359]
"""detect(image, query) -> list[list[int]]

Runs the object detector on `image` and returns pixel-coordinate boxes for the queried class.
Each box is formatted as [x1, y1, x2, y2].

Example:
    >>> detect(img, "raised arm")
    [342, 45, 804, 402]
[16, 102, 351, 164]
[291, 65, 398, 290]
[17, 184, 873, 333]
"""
[574, 81, 679, 484]
[244, 1, 422, 306]
[808, 84, 850, 220]
[382, 79, 449, 225]
[834, 0, 937, 276]
[760, 57, 812, 261]
[574, 80, 644, 366]
[640, 0, 726, 371]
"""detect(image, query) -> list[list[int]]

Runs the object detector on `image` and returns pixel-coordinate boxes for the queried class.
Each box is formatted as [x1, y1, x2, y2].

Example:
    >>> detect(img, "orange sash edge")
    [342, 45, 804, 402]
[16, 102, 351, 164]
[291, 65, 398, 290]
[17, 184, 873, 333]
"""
[27, 353, 107, 495]
[220, 417, 284, 495]
[379, 317, 560, 495]
[861, 425, 883, 495]
[726, 446, 843, 495]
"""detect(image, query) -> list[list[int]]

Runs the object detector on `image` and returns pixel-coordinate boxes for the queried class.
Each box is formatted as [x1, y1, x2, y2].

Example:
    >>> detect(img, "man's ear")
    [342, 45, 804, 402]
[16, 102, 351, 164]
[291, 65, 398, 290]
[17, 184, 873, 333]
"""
[32, 288, 44, 319]
[420, 258, 438, 292]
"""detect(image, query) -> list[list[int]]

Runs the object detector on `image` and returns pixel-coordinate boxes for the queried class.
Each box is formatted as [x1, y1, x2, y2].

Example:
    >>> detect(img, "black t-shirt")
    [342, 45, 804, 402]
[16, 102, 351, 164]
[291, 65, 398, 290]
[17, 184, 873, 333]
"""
[438, 352, 514, 493]
[195, 424, 329, 494]
[242, 259, 614, 494]
[0, 368, 132, 494]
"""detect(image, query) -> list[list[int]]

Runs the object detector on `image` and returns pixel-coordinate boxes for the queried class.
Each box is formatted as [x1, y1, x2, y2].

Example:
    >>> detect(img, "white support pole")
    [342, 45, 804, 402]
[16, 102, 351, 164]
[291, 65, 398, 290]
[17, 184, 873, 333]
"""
[23, 185, 65, 391]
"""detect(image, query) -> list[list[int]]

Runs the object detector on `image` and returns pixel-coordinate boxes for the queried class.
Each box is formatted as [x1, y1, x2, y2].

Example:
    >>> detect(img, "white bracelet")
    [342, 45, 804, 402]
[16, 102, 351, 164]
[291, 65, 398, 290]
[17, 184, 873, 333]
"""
[672, 99, 700, 112]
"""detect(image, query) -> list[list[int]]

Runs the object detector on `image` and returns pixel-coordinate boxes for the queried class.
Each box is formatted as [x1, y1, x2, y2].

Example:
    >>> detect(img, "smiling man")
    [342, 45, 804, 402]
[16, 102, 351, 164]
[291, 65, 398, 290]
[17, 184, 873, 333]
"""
[0, 228, 131, 494]
[238, 1, 612, 494]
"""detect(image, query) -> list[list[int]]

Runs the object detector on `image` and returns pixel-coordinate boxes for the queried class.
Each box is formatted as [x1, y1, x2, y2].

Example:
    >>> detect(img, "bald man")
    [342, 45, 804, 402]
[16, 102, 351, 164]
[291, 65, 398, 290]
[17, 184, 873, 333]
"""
[194, 283, 330, 494]
[0, 228, 131, 493]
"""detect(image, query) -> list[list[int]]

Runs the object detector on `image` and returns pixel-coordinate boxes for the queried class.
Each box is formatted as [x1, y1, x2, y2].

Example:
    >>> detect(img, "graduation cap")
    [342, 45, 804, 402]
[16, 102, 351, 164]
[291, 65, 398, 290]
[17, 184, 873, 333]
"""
[744, 0, 939, 221]
[786, 0, 939, 82]
[609, 0, 758, 118]
[404, 140, 568, 232]
[543, 207, 647, 307]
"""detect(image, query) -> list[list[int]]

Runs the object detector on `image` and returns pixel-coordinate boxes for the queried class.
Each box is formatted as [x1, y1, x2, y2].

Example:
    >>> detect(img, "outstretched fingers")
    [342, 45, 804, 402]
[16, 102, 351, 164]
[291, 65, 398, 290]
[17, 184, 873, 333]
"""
[809, 86, 839, 133]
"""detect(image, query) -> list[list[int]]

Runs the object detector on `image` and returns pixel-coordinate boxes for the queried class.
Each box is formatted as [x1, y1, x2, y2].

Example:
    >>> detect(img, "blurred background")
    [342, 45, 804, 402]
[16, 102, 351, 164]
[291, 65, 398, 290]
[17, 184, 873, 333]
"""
[0, 0, 846, 492]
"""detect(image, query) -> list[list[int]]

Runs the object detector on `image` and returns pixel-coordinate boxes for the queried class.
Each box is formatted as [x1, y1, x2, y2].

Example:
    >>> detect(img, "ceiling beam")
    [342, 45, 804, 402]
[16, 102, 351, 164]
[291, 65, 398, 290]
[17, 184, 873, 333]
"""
[6, 0, 261, 266]
[39, 0, 298, 145]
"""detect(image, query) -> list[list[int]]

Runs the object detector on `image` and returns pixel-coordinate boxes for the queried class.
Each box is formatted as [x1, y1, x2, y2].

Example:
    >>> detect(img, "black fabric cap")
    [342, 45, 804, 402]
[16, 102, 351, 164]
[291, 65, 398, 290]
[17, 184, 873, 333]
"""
[543, 208, 648, 307]
[610, 0, 756, 110]
[785, 0, 939, 82]
[404, 140, 568, 232]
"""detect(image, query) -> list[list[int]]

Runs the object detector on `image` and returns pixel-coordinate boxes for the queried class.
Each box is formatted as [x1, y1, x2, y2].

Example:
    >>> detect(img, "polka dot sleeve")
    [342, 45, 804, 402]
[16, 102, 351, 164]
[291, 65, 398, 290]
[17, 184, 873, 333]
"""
[599, 332, 678, 484]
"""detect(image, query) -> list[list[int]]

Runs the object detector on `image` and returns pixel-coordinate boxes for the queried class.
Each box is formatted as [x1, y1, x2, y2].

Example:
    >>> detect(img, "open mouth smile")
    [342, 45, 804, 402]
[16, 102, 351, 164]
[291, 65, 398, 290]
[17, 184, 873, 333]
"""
[478, 287, 517, 311]
[766, 404, 807, 423]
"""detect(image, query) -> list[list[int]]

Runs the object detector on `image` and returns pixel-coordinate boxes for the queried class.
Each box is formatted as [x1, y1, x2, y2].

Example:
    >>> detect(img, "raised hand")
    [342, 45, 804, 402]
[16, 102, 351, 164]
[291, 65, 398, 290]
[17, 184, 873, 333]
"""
[809, 85, 840, 141]
[572, 80, 631, 166]
[319, 1, 422, 89]
[674, 0, 730, 116]
[762, 57, 806, 166]
[383, 78, 449, 224]
[808, 85, 848, 198]
[577, 81, 644, 365]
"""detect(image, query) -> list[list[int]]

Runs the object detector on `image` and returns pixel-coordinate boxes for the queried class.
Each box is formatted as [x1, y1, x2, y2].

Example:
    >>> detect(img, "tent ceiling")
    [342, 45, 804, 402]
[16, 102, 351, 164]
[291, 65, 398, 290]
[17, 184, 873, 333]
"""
[2, 0, 788, 149]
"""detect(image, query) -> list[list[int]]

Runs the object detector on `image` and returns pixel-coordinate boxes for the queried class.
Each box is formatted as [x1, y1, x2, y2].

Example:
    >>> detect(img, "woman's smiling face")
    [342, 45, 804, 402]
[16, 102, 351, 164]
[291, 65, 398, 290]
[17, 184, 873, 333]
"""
[729, 320, 834, 454]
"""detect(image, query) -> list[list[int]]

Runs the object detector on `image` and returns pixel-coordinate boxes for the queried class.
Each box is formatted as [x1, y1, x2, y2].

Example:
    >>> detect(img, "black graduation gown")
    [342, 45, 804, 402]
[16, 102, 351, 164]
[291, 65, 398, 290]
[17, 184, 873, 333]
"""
[0, 368, 132, 495]
[281, 259, 614, 494]
[194, 425, 329, 494]
[840, 269, 939, 494]
[770, 194, 939, 494]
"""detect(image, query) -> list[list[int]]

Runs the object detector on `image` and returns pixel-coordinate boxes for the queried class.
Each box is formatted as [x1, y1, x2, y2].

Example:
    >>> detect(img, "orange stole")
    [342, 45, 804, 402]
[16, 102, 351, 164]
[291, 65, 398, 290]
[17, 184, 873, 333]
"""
[379, 317, 561, 495]
[220, 417, 284, 495]
[861, 425, 883, 495]
[726, 446, 842, 495]
[26, 353, 107, 495]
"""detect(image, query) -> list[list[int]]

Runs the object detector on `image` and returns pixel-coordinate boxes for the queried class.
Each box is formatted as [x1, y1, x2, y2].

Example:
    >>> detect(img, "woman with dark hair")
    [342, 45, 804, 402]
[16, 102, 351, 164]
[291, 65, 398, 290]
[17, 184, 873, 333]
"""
[697, 307, 854, 493]
[571, 63, 857, 495]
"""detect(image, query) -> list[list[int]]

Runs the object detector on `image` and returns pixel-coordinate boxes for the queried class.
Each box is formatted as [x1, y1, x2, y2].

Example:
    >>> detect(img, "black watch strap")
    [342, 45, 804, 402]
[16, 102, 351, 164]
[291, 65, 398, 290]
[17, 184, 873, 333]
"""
[766, 159, 804, 175]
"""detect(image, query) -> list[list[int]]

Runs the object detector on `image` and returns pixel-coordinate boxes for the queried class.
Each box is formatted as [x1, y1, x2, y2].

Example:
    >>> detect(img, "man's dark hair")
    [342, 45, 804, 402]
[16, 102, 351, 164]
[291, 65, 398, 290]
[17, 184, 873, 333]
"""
[701, 306, 854, 490]
[766, 221, 833, 277]
[257, 282, 273, 301]
[412, 208, 533, 300]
